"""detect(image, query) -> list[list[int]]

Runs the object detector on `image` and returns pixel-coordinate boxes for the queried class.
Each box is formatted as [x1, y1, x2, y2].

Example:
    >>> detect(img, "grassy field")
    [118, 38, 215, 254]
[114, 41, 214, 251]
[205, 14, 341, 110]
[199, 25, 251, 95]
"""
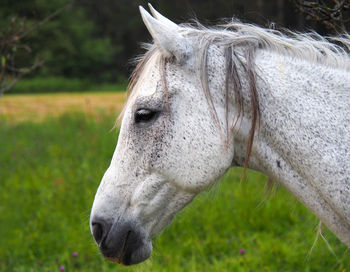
[0, 92, 126, 122]
[0, 93, 349, 271]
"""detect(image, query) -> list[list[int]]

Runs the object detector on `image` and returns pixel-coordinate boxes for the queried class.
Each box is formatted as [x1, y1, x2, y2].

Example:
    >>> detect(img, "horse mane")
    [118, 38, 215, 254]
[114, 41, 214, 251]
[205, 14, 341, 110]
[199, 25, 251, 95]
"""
[125, 20, 350, 172]
[184, 20, 350, 71]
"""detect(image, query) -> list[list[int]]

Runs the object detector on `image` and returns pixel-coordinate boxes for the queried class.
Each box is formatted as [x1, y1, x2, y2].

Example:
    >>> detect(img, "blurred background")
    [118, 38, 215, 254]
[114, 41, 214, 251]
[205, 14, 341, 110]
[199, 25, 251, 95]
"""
[1, 1, 350, 271]
[1, 0, 349, 94]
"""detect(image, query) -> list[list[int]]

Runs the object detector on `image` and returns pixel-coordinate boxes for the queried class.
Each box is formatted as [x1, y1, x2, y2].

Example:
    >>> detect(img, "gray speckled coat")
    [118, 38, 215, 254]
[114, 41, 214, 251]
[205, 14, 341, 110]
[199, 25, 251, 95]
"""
[90, 5, 350, 265]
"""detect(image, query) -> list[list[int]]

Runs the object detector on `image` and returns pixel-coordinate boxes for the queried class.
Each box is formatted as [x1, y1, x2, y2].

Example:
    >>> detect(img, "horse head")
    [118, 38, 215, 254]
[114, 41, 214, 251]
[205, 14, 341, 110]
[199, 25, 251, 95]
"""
[90, 5, 236, 265]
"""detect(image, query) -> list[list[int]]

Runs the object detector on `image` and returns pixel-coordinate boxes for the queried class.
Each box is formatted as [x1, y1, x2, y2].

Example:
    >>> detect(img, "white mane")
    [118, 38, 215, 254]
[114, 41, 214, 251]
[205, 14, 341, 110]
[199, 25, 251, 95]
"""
[181, 20, 350, 71]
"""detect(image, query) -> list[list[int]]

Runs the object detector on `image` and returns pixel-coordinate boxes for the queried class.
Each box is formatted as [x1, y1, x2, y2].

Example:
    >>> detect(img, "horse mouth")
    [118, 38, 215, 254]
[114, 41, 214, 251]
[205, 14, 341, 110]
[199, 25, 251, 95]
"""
[103, 230, 133, 265]
[105, 256, 123, 264]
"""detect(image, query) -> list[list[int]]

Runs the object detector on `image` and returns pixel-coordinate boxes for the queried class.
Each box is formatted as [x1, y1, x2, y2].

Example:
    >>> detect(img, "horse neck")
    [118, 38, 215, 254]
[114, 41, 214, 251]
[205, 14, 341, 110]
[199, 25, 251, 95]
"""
[230, 48, 350, 246]
[232, 49, 350, 172]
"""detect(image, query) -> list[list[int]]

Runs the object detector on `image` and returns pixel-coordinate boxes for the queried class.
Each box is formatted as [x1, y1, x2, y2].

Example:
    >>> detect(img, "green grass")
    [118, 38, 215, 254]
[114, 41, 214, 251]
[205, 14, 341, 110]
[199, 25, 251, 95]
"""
[0, 113, 349, 271]
[8, 77, 127, 94]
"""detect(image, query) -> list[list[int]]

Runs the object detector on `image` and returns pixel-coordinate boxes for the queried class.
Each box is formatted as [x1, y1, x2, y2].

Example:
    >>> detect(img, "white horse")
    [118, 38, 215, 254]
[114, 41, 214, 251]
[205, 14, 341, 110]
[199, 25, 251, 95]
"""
[90, 4, 350, 265]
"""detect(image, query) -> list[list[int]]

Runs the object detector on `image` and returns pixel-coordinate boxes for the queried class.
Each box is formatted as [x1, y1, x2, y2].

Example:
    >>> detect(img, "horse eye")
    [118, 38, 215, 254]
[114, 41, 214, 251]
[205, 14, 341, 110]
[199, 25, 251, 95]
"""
[135, 109, 158, 124]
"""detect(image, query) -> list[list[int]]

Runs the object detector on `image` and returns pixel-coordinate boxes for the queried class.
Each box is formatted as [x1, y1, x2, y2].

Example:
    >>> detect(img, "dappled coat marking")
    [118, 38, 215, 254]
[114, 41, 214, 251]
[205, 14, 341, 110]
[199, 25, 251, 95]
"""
[90, 4, 350, 265]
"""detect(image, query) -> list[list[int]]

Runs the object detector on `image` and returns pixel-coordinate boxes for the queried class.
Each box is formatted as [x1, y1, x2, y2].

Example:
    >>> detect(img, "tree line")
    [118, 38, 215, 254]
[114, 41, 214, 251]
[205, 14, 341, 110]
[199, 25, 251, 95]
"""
[1, 0, 349, 88]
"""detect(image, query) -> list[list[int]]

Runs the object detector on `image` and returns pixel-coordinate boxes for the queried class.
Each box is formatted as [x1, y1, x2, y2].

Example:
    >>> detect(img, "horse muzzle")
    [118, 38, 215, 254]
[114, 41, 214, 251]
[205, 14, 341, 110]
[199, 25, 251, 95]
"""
[90, 216, 152, 265]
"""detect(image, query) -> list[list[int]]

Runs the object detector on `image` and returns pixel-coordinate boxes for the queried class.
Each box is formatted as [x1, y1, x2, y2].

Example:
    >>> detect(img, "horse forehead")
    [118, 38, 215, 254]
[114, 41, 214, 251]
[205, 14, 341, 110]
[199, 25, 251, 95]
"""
[136, 63, 189, 99]
[138, 75, 159, 97]
[136, 63, 162, 97]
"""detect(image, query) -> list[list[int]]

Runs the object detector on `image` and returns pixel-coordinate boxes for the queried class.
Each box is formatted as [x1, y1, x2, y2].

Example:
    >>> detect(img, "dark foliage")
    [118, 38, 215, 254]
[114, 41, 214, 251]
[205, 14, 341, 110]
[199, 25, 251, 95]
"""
[292, 0, 350, 33]
[1, 0, 349, 87]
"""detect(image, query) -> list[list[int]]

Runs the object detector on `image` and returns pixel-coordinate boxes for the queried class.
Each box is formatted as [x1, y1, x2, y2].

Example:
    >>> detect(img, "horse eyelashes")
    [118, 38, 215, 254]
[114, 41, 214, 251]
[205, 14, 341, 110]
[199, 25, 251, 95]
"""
[135, 109, 158, 124]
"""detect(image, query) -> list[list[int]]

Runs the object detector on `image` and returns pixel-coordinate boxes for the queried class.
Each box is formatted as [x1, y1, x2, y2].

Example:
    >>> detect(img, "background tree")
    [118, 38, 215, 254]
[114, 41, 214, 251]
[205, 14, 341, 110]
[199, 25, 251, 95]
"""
[0, 0, 115, 82]
[0, 3, 74, 96]
[1, 0, 349, 94]
[292, 0, 350, 33]
[0, 16, 41, 97]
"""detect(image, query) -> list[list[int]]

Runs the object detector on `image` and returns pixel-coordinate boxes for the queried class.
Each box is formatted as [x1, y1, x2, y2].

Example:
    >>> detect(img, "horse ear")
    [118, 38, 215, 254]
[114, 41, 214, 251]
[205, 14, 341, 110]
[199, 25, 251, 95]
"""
[147, 4, 179, 29]
[139, 6, 192, 63]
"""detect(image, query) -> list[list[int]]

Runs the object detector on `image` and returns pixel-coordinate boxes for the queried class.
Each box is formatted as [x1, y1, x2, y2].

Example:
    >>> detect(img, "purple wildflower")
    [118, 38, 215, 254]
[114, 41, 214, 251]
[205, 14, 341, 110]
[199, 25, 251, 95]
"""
[72, 252, 78, 257]
[59, 265, 65, 271]
[239, 248, 245, 255]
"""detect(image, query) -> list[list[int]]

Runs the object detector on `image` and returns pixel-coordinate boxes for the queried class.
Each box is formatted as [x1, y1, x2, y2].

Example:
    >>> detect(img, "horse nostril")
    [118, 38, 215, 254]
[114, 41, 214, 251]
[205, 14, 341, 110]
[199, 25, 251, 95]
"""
[91, 219, 111, 245]
[92, 222, 103, 244]
[92, 220, 146, 265]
